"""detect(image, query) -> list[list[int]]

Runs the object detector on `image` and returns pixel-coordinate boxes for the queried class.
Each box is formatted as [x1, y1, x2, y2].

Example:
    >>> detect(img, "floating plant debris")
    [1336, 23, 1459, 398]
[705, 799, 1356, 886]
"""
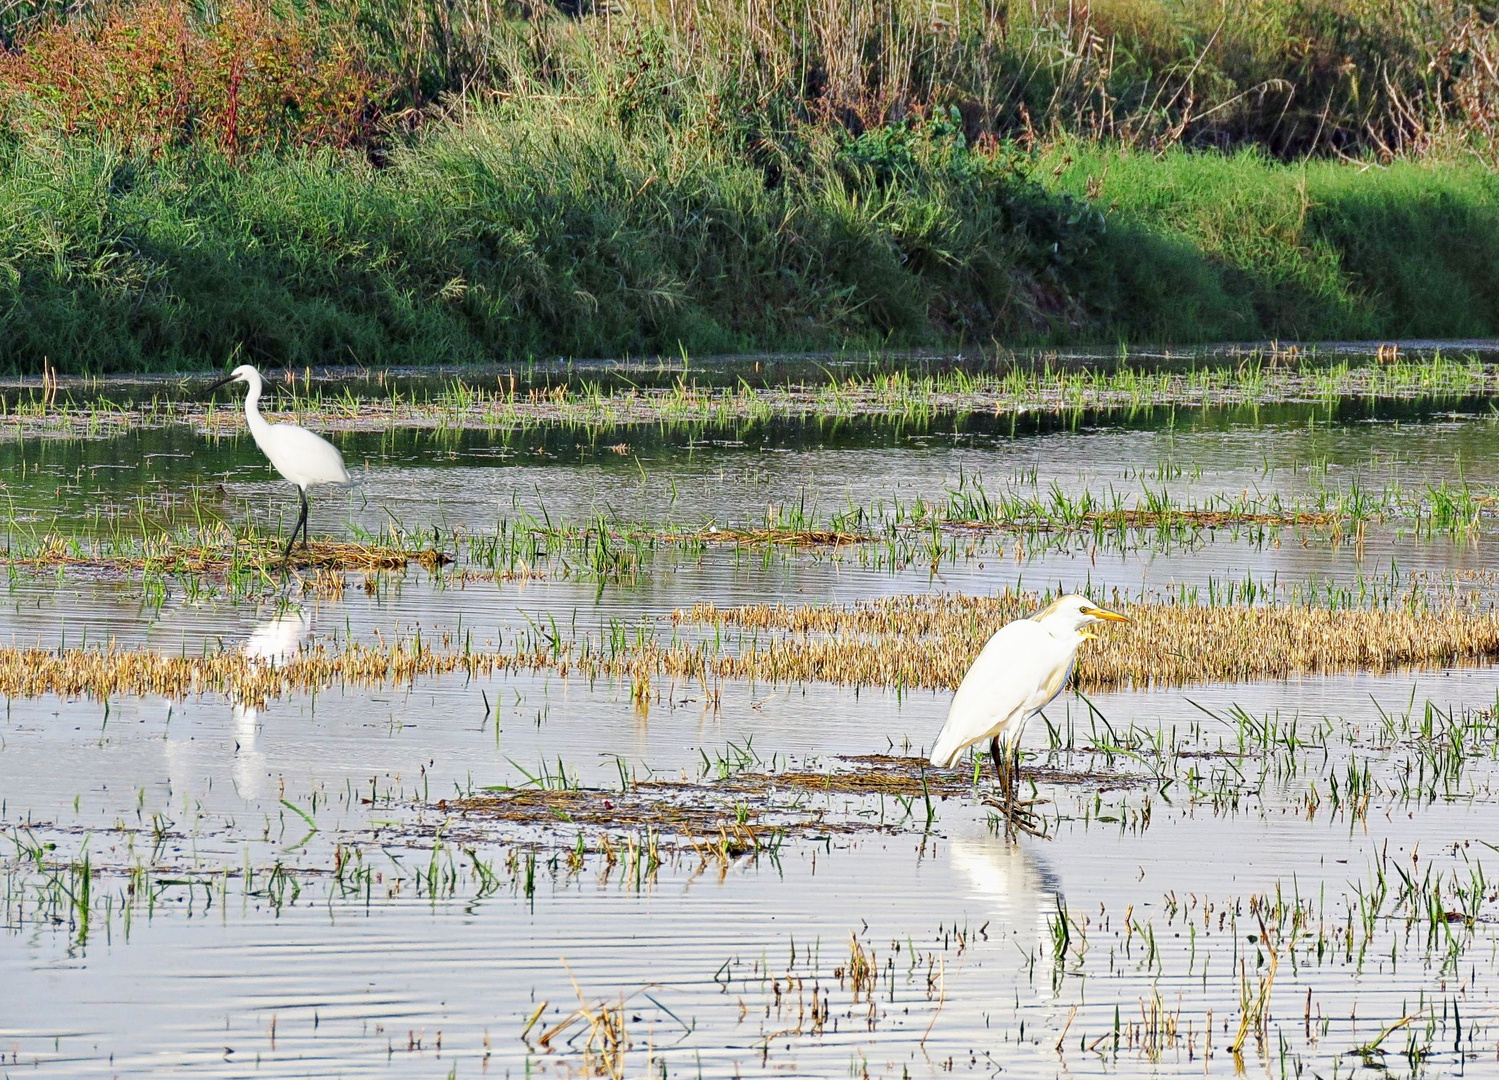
[6, 532, 451, 574]
[444, 754, 1144, 853]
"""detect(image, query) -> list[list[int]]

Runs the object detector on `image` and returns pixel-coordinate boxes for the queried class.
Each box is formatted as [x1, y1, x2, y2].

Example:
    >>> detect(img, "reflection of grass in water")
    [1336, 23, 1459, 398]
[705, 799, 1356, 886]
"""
[1040, 689, 1499, 821]
[7, 707, 1499, 1074]
[848, 470, 1491, 543]
[5, 353, 1499, 437]
[9, 725, 1499, 1073]
[8, 822, 1491, 1075]
[456, 753, 1139, 842]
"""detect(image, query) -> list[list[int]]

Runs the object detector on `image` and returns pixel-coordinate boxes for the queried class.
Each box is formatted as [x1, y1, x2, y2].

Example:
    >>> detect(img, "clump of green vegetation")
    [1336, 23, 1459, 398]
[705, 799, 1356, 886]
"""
[5, 350, 1497, 437]
[0, 108, 1107, 370]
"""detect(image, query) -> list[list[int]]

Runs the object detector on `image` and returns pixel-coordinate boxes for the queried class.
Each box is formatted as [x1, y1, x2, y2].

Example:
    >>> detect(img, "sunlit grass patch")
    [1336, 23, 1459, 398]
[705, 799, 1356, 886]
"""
[681, 589, 1499, 691]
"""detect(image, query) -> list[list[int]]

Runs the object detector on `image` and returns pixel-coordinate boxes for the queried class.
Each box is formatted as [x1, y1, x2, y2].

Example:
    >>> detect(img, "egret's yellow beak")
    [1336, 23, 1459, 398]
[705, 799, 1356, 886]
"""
[1083, 605, 1131, 623]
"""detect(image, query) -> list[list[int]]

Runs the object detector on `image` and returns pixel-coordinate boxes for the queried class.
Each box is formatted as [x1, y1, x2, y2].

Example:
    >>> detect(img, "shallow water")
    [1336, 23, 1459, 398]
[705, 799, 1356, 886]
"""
[5, 368, 1499, 1078]
[6, 402, 1499, 652]
[6, 400, 1499, 528]
[6, 667, 1498, 1077]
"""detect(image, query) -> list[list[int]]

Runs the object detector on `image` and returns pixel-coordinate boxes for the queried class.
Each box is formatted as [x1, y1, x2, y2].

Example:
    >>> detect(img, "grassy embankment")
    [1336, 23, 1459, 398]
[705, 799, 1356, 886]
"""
[5, 0, 1499, 372]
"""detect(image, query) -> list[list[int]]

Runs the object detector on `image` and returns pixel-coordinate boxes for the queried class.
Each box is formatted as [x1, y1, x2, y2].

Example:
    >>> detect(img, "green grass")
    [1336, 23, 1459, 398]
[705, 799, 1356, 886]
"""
[1049, 145, 1499, 342]
[0, 113, 1106, 372]
[12, 130, 1499, 372]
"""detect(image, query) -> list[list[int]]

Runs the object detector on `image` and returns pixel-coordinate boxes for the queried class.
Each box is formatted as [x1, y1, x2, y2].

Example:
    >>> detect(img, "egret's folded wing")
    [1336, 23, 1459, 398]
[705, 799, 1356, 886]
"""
[929, 620, 1056, 766]
[262, 423, 351, 487]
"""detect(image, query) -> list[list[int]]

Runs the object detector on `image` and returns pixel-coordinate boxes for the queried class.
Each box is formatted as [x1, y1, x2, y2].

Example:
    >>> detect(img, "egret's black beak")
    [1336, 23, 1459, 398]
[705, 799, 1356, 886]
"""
[206, 374, 237, 392]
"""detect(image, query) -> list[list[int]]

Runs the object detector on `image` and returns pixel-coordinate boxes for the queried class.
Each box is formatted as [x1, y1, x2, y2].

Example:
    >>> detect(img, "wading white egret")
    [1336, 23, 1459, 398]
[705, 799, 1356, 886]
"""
[929, 594, 1129, 831]
[207, 364, 350, 565]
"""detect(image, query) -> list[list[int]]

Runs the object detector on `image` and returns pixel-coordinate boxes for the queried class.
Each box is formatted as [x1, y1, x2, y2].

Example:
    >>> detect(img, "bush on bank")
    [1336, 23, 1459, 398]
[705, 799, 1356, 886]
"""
[5, 1, 1499, 371]
[0, 111, 1106, 371]
[8, 127, 1499, 373]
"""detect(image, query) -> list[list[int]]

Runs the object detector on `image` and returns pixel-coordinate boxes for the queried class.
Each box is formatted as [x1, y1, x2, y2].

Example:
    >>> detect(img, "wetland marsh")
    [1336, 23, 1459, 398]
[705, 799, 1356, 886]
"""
[5, 349, 1499, 1078]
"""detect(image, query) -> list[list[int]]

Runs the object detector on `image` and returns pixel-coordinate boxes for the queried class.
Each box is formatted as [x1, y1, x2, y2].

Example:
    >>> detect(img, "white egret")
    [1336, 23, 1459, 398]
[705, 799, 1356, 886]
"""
[208, 364, 350, 565]
[929, 594, 1129, 830]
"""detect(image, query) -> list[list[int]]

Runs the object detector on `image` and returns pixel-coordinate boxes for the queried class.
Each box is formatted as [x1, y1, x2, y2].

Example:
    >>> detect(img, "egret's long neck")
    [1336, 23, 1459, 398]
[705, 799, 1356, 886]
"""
[241, 370, 272, 443]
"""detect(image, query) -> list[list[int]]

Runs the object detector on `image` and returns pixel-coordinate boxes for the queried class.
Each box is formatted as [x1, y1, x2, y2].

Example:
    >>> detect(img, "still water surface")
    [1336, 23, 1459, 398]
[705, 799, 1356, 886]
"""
[3, 379, 1499, 1077]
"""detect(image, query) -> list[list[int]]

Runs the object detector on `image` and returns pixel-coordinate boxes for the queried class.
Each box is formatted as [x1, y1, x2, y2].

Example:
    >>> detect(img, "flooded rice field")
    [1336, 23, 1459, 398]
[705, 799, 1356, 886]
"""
[5, 349, 1499, 1078]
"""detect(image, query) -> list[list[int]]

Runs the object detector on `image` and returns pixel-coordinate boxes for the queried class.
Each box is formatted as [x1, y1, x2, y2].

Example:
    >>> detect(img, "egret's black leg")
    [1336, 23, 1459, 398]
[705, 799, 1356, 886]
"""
[299, 488, 311, 551]
[989, 736, 1009, 808]
[283, 489, 309, 567]
[982, 736, 1046, 838]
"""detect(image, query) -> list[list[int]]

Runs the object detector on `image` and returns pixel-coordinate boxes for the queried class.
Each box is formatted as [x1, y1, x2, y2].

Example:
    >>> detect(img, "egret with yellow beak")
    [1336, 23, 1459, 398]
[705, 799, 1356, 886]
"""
[929, 593, 1130, 832]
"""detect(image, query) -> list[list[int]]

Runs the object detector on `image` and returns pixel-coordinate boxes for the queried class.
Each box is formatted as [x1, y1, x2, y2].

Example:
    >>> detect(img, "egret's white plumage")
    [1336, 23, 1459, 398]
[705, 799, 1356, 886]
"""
[209, 364, 349, 563]
[930, 594, 1129, 769]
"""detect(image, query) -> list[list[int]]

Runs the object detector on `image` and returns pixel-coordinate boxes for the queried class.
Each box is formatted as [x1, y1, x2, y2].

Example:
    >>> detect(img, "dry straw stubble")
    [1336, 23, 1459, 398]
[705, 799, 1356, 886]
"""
[6, 592, 1499, 704]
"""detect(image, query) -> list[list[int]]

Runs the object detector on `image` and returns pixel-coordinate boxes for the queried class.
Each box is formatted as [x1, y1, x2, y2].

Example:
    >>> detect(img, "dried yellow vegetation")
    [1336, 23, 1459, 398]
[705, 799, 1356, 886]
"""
[676, 594, 1499, 690]
[4, 593, 1497, 703]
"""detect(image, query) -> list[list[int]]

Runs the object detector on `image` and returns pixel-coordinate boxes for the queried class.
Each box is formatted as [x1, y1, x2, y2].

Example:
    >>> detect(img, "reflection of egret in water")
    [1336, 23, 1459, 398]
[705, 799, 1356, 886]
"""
[231, 703, 268, 799]
[232, 609, 310, 799]
[243, 608, 311, 664]
[946, 833, 1061, 949]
